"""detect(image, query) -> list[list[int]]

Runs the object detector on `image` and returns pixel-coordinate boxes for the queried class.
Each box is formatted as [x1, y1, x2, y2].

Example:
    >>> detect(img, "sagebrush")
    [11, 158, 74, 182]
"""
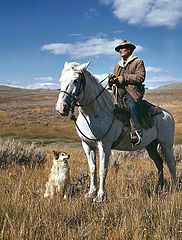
[0, 138, 46, 167]
[0, 144, 181, 239]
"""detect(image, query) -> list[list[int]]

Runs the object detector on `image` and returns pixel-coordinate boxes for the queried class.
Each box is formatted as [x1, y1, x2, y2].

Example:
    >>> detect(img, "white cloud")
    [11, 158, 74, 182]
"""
[100, 0, 112, 4]
[0, 78, 60, 90]
[69, 33, 83, 37]
[0, 83, 25, 89]
[41, 37, 143, 59]
[94, 72, 181, 88]
[146, 66, 164, 73]
[94, 73, 108, 81]
[42, 43, 72, 55]
[93, 72, 182, 89]
[34, 76, 55, 82]
[113, 30, 124, 34]
[94, 73, 109, 86]
[0, 80, 24, 89]
[27, 82, 60, 90]
[100, 0, 182, 27]
[146, 75, 180, 84]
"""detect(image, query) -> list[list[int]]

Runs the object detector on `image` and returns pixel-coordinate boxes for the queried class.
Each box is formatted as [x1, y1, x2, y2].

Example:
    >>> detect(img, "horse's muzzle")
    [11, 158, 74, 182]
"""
[58, 104, 70, 116]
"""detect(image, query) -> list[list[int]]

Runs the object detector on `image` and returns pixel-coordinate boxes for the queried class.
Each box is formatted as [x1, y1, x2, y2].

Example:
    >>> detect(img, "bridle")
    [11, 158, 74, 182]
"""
[59, 71, 86, 110]
[58, 71, 115, 142]
[59, 70, 108, 111]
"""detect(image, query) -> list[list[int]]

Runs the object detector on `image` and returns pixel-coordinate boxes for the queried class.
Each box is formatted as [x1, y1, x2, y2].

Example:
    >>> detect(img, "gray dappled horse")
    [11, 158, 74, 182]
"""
[56, 61, 176, 201]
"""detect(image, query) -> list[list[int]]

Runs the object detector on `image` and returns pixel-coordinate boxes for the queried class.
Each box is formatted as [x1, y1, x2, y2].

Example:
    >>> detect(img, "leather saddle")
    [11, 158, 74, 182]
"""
[113, 99, 162, 129]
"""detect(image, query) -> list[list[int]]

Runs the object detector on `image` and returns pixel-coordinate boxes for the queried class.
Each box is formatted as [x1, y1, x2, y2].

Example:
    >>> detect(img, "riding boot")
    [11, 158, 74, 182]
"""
[129, 118, 143, 145]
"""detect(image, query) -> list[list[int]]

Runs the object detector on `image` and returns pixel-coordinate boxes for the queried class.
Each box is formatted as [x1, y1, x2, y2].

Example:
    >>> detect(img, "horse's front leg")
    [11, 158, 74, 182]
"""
[82, 141, 97, 199]
[95, 142, 111, 202]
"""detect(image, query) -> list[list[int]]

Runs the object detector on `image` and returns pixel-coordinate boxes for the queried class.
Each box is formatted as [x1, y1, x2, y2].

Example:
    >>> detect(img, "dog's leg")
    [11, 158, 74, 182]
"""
[44, 182, 50, 198]
[62, 179, 70, 200]
[44, 182, 54, 198]
[57, 182, 60, 192]
[62, 186, 67, 199]
[56, 181, 66, 199]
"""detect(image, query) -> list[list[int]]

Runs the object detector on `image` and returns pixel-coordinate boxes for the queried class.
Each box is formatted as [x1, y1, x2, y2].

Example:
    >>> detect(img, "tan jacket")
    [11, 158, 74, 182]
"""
[113, 55, 146, 102]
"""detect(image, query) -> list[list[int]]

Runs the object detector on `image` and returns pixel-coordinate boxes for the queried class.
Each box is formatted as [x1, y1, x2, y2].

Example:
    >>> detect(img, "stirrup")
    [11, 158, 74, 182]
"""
[130, 129, 142, 146]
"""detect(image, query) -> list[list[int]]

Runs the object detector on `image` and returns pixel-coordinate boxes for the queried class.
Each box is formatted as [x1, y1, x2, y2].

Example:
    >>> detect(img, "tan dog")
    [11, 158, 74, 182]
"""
[44, 150, 70, 199]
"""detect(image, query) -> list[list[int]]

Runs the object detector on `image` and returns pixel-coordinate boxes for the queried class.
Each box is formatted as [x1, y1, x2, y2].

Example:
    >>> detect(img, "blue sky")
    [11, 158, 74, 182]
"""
[1, 0, 182, 89]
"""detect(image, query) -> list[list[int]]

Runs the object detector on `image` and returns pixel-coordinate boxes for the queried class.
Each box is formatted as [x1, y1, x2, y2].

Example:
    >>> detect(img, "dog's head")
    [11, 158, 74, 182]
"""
[53, 150, 70, 161]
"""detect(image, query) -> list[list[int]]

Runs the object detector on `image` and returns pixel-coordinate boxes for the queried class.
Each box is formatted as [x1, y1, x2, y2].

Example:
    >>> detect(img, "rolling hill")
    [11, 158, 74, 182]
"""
[0, 82, 182, 104]
[0, 82, 181, 144]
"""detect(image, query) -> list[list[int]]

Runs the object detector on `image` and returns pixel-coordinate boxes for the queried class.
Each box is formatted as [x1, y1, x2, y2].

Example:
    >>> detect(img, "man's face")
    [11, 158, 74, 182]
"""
[119, 48, 131, 59]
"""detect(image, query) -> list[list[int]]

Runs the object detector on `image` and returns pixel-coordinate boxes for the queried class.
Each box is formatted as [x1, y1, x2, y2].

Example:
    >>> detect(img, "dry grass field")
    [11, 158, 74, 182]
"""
[0, 83, 182, 239]
[0, 83, 182, 144]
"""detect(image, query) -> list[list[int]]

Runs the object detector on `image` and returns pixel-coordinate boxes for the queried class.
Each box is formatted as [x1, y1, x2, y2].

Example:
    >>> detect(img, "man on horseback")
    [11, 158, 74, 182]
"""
[108, 40, 146, 145]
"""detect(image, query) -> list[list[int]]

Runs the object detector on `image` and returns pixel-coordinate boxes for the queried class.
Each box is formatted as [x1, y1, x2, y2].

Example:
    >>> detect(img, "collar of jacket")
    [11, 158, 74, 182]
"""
[118, 55, 138, 68]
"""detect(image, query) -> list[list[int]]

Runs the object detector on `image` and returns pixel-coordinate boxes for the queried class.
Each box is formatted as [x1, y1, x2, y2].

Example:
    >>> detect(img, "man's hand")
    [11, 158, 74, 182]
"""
[118, 76, 123, 83]
[108, 74, 117, 87]
[108, 73, 125, 87]
[108, 74, 116, 82]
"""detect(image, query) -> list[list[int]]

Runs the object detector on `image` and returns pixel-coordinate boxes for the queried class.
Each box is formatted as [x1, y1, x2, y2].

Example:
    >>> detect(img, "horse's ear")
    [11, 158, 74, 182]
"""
[74, 61, 91, 71]
[64, 61, 69, 67]
[84, 61, 91, 69]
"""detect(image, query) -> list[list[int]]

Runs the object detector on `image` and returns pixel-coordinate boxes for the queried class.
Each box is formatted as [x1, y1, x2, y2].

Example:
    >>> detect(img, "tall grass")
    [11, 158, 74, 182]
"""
[0, 138, 46, 167]
[0, 142, 181, 239]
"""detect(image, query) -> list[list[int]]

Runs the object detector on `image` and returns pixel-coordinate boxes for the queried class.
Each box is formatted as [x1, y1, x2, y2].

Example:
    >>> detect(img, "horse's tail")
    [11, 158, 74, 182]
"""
[158, 144, 167, 163]
[156, 109, 175, 164]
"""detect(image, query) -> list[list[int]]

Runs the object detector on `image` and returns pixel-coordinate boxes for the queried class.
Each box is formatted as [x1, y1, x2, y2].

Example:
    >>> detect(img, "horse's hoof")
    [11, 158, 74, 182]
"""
[93, 194, 107, 203]
[85, 192, 96, 201]
[93, 197, 103, 203]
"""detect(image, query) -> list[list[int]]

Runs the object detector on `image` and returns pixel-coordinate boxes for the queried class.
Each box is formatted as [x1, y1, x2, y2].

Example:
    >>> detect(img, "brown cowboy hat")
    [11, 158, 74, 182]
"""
[115, 40, 136, 52]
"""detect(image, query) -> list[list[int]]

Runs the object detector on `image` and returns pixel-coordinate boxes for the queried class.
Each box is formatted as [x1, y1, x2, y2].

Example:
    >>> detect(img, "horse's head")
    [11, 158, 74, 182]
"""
[56, 61, 90, 116]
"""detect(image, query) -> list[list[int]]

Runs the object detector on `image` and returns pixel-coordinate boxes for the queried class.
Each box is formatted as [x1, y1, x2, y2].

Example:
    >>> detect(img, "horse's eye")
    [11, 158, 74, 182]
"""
[73, 79, 79, 84]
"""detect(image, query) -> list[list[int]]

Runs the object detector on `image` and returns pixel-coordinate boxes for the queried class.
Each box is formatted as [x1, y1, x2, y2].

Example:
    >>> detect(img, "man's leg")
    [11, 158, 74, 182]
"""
[125, 91, 142, 145]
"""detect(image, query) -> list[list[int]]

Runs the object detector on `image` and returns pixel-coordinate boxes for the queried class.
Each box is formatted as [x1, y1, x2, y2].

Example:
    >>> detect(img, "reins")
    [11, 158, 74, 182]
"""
[75, 75, 108, 108]
[59, 71, 115, 142]
[70, 111, 115, 141]
[72, 74, 115, 141]
[59, 71, 108, 110]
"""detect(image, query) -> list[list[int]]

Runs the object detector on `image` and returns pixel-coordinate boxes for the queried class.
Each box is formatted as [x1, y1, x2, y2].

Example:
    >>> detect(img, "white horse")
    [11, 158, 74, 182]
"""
[56, 61, 176, 201]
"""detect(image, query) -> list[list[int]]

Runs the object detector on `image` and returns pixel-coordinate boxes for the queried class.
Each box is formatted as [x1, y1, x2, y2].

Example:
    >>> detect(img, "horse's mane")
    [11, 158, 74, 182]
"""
[61, 62, 114, 113]
[84, 70, 100, 84]
[83, 70, 114, 114]
[84, 70, 112, 98]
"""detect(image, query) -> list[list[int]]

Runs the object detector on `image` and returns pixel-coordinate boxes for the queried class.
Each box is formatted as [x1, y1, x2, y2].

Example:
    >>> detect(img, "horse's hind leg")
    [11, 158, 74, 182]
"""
[160, 142, 176, 185]
[146, 140, 164, 191]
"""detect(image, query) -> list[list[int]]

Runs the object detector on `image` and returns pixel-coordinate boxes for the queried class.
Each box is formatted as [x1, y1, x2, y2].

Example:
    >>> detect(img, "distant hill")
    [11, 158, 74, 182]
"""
[147, 82, 182, 93]
[0, 85, 59, 95]
[0, 82, 182, 104]
[1, 82, 182, 95]
[0, 83, 181, 144]
[0, 85, 59, 104]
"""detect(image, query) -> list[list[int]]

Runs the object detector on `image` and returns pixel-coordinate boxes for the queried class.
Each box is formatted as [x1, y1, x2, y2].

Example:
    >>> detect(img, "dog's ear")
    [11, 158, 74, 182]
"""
[53, 150, 57, 155]
[53, 150, 60, 159]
